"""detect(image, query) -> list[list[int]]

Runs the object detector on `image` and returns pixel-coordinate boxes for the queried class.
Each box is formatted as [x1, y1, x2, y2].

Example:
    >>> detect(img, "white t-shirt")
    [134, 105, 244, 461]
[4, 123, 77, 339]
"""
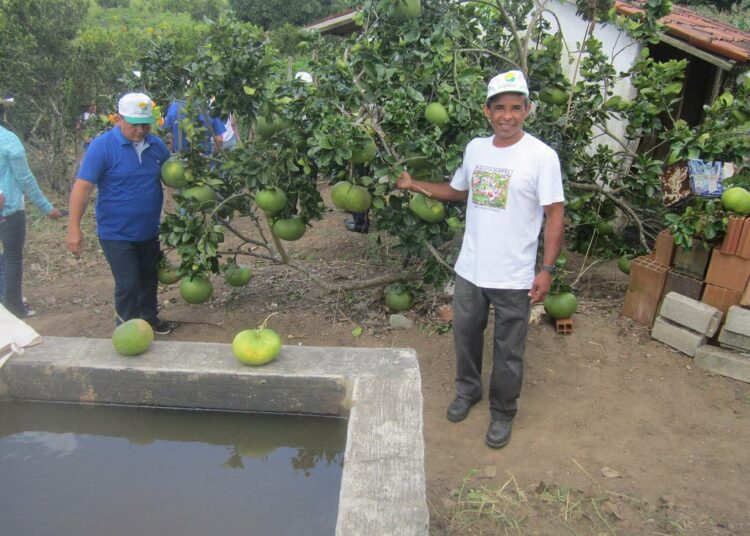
[450, 133, 564, 289]
[222, 115, 235, 143]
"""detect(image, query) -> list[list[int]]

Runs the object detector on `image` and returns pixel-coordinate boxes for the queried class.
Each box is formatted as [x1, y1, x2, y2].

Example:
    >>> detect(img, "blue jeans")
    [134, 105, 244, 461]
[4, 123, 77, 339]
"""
[0, 211, 27, 317]
[452, 275, 531, 420]
[98, 237, 160, 324]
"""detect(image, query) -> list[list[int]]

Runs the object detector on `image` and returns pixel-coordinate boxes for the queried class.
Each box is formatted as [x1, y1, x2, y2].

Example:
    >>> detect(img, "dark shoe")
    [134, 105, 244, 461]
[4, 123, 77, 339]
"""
[486, 419, 513, 449]
[446, 396, 481, 423]
[344, 220, 369, 234]
[150, 318, 174, 335]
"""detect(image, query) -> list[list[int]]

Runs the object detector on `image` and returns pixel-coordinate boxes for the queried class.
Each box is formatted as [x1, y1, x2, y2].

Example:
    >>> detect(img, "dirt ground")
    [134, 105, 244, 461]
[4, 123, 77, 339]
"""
[21, 181, 750, 535]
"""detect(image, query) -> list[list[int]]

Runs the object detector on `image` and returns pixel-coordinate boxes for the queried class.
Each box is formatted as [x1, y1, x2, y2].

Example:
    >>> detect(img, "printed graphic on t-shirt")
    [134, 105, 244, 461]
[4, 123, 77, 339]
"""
[470, 165, 511, 209]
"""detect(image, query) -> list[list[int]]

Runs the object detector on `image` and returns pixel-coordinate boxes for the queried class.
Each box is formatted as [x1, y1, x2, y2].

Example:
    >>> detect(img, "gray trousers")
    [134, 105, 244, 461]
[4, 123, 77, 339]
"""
[452, 275, 531, 420]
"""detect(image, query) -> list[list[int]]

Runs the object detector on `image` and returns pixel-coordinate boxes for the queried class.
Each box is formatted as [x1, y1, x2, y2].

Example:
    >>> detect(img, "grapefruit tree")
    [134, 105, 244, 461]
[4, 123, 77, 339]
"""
[132, 0, 749, 300]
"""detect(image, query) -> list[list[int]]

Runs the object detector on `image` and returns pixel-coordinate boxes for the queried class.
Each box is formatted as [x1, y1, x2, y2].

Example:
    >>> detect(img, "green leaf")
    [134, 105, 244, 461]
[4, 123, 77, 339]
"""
[351, 326, 363, 338]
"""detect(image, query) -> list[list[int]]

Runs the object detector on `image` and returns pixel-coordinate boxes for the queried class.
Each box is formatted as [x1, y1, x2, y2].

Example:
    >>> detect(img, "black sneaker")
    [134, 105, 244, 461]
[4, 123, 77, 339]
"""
[150, 318, 174, 335]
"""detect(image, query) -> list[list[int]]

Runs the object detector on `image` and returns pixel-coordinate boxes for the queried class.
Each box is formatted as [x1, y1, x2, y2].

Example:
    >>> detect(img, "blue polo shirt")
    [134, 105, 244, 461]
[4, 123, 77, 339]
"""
[77, 126, 169, 241]
[163, 100, 226, 154]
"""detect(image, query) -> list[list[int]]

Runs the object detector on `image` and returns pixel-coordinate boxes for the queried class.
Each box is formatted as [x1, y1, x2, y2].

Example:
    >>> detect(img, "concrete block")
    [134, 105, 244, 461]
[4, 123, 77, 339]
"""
[673, 246, 711, 279]
[663, 270, 704, 302]
[658, 291, 722, 337]
[694, 345, 750, 384]
[651, 317, 706, 357]
[718, 328, 750, 353]
[724, 305, 750, 337]
[705, 247, 750, 292]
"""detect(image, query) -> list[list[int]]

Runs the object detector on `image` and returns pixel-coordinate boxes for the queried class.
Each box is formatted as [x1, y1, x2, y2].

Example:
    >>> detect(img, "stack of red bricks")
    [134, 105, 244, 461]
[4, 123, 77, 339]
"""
[623, 216, 750, 327]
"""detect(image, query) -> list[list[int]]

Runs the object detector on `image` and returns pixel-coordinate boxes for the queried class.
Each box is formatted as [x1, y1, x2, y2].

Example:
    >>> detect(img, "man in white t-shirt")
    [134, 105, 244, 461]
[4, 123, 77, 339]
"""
[396, 70, 565, 448]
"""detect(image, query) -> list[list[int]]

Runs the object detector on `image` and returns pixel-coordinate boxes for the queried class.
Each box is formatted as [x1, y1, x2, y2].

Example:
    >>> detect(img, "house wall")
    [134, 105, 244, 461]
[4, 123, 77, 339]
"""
[544, 0, 641, 152]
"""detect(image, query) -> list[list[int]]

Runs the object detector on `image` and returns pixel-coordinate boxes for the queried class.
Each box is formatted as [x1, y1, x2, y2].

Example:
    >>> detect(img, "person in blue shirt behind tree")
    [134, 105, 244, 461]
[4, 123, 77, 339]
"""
[0, 105, 62, 318]
[163, 98, 226, 155]
[66, 92, 174, 335]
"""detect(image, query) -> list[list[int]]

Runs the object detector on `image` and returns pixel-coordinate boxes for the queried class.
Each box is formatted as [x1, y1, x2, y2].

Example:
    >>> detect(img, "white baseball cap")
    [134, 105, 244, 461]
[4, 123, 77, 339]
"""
[118, 92, 155, 124]
[486, 70, 529, 100]
[295, 71, 313, 84]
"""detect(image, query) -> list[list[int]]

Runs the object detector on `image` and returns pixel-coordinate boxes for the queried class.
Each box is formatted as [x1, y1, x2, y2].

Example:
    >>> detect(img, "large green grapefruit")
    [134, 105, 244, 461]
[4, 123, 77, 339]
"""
[255, 187, 288, 214]
[543, 292, 578, 319]
[538, 87, 567, 105]
[160, 158, 188, 188]
[721, 186, 750, 215]
[273, 217, 306, 241]
[424, 102, 449, 126]
[617, 255, 632, 274]
[225, 264, 253, 287]
[411, 193, 446, 223]
[351, 139, 377, 164]
[112, 319, 154, 356]
[385, 286, 414, 312]
[157, 263, 181, 285]
[343, 185, 373, 213]
[232, 328, 282, 366]
[179, 275, 214, 304]
[331, 181, 353, 209]
[391, 0, 421, 19]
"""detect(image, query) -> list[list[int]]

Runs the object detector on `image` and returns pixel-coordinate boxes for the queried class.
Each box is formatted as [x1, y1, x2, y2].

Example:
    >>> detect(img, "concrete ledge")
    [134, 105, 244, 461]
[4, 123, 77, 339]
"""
[725, 305, 750, 337]
[651, 316, 706, 357]
[0, 336, 429, 536]
[694, 345, 750, 384]
[659, 291, 722, 337]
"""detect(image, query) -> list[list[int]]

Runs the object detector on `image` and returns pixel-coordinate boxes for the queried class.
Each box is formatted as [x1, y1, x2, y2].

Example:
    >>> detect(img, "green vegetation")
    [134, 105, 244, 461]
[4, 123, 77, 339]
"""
[2, 0, 748, 293]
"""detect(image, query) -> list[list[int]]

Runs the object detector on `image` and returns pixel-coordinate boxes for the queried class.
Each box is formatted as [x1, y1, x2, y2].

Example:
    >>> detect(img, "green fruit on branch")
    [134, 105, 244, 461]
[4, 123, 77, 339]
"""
[538, 87, 567, 106]
[351, 139, 377, 164]
[424, 102, 449, 126]
[331, 182, 373, 213]
[225, 264, 253, 287]
[112, 319, 154, 356]
[157, 263, 181, 285]
[411, 193, 446, 223]
[273, 216, 306, 241]
[331, 181, 353, 209]
[543, 292, 578, 320]
[595, 220, 616, 236]
[255, 187, 288, 214]
[385, 287, 414, 312]
[344, 185, 373, 213]
[391, 0, 421, 20]
[232, 328, 282, 366]
[180, 275, 214, 304]
[617, 255, 632, 274]
[160, 157, 188, 188]
[721, 186, 750, 215]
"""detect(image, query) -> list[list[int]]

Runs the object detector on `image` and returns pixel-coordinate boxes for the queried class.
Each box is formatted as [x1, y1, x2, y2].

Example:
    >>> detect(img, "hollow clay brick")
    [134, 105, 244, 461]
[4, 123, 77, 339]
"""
[654, 229, 676, 267]
[705, 247, 750, 293]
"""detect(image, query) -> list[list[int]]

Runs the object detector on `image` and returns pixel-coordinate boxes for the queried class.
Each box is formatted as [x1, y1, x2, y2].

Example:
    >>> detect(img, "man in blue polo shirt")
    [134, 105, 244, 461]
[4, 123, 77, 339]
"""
[66, 92, 173, 335]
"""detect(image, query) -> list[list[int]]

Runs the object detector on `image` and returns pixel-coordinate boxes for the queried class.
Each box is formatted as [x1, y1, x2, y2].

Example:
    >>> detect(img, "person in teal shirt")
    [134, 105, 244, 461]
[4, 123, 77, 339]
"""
[0, 122, 62, 318]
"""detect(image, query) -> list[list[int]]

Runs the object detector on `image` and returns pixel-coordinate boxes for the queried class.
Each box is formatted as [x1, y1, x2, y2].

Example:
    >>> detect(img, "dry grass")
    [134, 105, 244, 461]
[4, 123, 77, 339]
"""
[434, 468, 698, 536]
